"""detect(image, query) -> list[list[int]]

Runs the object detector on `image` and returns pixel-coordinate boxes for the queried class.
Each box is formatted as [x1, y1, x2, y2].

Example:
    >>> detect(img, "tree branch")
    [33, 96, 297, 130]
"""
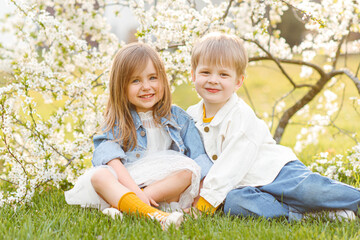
[241, 83, 258, 117]
[246, 39, 303, 88]
[333, 69, 360, 95]
[270, 88, 296, 132]
[0, 177, 17, 185]
[220, 0, 234, 22]
[14, 118, 74, 164]
[249, 56, 325, 82]
[274, 74, 331, 143]
[332, 34, 347, 69]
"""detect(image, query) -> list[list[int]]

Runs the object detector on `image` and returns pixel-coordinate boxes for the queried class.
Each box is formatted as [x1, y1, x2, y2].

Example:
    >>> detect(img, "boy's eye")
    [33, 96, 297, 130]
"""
[201, 71, 210, 75]
[220, 73, 229, 77]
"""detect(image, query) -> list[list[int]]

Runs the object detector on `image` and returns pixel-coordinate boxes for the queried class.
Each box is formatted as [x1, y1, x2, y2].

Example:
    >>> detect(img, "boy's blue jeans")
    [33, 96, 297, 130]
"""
[223, 160, 360, 220]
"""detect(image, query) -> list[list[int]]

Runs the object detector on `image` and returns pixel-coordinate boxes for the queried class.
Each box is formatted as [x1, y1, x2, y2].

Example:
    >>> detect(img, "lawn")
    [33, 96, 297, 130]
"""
[1, 55, 360, 239]
[1, 188, 360, 239]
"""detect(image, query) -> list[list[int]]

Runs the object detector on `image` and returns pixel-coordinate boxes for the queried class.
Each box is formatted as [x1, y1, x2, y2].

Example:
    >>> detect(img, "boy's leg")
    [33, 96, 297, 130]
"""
[260, 160, 360, 214]
[143, 169, 192, 203]
[223, 186, 291, 219]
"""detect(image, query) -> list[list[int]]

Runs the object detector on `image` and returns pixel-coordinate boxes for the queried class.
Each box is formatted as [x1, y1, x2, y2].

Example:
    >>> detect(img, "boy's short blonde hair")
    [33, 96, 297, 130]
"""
[191, 32, 248, 77]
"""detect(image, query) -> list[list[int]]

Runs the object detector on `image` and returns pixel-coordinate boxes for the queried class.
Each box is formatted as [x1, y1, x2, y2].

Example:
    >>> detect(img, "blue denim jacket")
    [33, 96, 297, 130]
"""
[92, 105, 213, 179]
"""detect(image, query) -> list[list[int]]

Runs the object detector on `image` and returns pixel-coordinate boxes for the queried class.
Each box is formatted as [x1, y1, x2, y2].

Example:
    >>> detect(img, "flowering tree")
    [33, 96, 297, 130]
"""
[0, 0, 359, 205]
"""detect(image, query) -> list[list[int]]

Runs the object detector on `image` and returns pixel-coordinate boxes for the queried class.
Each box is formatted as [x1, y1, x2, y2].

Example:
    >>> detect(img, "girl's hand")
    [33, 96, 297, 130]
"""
[148, 196, 159, 207]
[135, 189, 152, 205]
[142, 189, 159, 207]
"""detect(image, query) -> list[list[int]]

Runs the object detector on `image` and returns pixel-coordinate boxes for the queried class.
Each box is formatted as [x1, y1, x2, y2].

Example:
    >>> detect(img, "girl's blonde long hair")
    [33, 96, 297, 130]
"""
[103, 42, 172, 151]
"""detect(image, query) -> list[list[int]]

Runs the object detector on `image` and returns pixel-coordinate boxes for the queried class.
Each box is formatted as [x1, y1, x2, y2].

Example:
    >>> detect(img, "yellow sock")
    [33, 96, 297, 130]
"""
[118, 192, 169, 218]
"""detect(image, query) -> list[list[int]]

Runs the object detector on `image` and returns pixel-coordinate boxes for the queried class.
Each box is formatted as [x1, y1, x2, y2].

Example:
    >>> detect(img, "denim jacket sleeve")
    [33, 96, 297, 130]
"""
[92, 130, 127, 167]
[172, 106, 213, 179]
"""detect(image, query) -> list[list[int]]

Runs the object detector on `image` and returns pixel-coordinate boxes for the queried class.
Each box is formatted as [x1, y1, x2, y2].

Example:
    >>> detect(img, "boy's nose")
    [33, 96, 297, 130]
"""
[208, 75, 218, 84]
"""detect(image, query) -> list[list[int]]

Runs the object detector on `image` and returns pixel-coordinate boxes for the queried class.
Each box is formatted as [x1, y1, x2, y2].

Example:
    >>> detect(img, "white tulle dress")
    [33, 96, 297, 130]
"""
[65, 111, 201, 212]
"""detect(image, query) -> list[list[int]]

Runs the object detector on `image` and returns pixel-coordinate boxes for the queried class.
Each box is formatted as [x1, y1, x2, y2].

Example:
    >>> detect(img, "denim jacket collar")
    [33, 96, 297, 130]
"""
[130, 108, 179, 130]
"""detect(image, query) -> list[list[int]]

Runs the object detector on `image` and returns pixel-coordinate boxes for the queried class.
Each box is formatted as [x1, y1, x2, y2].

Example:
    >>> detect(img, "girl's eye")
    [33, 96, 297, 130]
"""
[149, 76, 158, 81]
[131, 79, 140, 84]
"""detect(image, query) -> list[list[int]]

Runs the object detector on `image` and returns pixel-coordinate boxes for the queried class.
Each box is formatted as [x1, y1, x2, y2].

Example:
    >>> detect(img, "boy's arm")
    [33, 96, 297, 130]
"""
[199, 118, 261, 209]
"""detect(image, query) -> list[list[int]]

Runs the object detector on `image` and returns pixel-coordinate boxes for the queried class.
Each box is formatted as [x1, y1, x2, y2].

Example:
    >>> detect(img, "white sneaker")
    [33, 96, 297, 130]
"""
[306, 210, 356, 221]
[328, 210, 356, 221]
[149, 211, 184, 230]
[102, 208, 123, 220]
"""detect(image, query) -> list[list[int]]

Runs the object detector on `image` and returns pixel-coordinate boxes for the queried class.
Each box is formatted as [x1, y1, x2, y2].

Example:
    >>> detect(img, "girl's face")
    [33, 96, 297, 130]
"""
[127, 59, 164, 112]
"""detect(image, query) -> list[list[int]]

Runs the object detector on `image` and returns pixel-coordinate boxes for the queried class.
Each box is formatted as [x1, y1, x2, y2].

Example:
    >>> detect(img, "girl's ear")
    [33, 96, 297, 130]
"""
[235, 75, 245, 91]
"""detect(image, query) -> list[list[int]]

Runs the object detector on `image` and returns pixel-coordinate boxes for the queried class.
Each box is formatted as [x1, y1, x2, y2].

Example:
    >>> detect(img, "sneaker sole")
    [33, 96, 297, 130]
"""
[102, 208, 123, 220]
[164, 212, 183, 230]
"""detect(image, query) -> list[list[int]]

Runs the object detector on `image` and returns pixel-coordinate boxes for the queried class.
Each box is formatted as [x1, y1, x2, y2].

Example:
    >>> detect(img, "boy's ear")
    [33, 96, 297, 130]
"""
[235, 75, 245, 90]
[191, 69, 196, 82]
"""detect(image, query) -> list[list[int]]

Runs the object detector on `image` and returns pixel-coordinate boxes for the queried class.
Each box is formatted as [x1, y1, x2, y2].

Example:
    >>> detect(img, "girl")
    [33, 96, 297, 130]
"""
[65, 42, 213, 230]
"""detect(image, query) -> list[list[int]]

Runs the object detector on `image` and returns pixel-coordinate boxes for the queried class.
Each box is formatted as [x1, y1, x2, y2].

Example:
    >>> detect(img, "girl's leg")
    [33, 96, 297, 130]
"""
[143, 169, 192, 203]
[91, 168, 183, 230]
[91, 168, 131, 207]
[260, 160, 360, 214]
[223, 186, 291, 219]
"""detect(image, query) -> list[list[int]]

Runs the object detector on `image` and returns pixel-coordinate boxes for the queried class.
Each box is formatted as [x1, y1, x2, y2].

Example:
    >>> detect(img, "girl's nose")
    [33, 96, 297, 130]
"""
[141, 80, 151, 90]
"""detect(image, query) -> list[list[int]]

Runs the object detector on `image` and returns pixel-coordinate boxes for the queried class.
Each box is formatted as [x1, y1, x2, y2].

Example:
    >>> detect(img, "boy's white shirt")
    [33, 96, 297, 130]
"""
[187, 93, 297, 207]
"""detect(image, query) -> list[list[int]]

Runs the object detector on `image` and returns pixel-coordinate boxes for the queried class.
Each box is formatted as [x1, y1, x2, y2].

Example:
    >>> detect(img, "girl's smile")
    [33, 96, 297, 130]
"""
[139, 93, 155, 99]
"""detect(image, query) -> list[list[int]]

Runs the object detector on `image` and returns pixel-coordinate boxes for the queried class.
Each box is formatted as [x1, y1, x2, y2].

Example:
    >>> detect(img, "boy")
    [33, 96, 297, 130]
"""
[187, 32, 360, 220]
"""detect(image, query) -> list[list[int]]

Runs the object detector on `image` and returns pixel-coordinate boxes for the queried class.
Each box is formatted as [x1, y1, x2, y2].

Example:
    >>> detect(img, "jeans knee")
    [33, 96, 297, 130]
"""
[224, 195, 252, 217]
[224, 188, 253, 209]
[294, 173, 333, 206]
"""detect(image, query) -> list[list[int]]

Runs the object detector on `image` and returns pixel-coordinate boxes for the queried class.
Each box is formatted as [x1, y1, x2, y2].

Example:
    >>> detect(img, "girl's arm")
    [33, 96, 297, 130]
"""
[107, 159, 158, 206]
[92, 132, 128, 167]
[175, 107, 213, 179]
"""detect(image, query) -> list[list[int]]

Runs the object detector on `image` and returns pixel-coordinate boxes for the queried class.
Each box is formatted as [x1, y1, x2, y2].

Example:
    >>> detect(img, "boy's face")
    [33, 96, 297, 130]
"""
[192, 62, 244, 110]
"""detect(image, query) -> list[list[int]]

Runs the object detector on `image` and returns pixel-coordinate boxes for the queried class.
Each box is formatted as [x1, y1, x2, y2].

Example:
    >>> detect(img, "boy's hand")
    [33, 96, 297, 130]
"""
[196, 197, 218, 214]
[192, 194, 201, 207]
[192, 178, 204, 207]
[183, 207, 201, 219]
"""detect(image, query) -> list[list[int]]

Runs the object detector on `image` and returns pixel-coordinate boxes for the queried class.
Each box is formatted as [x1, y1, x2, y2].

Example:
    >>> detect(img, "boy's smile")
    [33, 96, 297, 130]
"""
[205, 88, 220, 93]
[192, 63, 244, 117]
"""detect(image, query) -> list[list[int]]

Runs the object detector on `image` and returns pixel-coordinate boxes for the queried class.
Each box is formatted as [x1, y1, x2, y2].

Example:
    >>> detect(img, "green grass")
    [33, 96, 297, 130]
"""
[1, 188, 360, 239]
